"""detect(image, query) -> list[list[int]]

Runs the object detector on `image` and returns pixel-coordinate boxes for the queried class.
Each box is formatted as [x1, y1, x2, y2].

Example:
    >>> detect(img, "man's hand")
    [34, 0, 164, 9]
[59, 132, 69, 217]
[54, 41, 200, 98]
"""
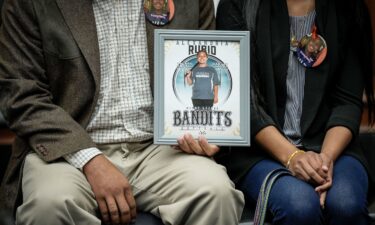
[177, 133, 219, 156]
[214, 96, 218, 104]
[83, 155, 136, 225]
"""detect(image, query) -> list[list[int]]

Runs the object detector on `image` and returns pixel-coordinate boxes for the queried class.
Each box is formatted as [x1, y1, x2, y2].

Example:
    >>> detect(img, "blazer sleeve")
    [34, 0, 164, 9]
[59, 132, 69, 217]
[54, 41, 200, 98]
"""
[217, 0, 276, 136]
[0, 0, 96, 161]
[216, 0, 247, 31]
[325, 0, 369, 136]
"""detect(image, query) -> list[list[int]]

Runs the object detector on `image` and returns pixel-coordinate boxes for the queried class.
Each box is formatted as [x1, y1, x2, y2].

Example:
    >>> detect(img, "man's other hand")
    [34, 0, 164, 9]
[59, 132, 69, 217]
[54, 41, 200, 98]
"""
[83, 155, 136, 225]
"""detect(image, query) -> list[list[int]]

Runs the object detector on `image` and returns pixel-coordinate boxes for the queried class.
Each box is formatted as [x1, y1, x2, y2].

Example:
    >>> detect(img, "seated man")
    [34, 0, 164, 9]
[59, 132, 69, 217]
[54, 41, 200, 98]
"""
[0, 0, 244, 224]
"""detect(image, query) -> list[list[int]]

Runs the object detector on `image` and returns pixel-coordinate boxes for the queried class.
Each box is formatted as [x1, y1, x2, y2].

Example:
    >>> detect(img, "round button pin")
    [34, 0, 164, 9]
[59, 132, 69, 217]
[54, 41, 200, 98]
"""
[144, 0, 175, 26]
[293, 33, 327, 68]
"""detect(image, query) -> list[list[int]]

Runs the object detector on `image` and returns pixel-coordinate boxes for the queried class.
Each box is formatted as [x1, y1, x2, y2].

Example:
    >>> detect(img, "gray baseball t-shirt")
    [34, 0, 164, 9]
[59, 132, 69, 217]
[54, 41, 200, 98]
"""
[191, 66, 219, 100]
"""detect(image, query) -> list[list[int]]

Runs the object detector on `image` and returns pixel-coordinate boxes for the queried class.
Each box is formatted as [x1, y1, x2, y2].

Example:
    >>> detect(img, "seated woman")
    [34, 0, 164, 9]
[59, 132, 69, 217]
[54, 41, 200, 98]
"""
[215, 0, 375, 224]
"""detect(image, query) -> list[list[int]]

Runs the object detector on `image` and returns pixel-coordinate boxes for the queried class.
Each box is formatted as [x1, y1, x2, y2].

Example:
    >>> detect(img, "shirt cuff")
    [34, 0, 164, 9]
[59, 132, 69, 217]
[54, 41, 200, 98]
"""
[64, 147, 102, 169]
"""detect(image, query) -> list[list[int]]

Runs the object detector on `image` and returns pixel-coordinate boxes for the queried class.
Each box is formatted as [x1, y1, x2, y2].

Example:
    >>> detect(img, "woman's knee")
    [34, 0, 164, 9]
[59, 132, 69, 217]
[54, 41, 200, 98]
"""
[325, 196, 369, 223]
[324, 155, 369, 223]
[269, 176, 322, 224]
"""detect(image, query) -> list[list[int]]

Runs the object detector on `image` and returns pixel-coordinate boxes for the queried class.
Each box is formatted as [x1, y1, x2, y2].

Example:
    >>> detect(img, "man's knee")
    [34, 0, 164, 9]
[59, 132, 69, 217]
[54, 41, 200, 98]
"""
[17, 193, 72, 223]
[17, 195, 99, 225]
[28, 192, 73, 212]
[185, 168, 244, 209]
[17, 183, 97, 224]
[202, 179, 243, 204]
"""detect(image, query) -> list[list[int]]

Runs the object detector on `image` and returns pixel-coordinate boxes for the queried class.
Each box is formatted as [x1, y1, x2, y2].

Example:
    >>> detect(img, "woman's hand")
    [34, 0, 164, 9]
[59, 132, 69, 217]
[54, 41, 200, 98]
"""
[176, 133, 220, 156]
[288, 151, 333, 208]
[315, 152, 334, 207]
[288, 151, 328, 185]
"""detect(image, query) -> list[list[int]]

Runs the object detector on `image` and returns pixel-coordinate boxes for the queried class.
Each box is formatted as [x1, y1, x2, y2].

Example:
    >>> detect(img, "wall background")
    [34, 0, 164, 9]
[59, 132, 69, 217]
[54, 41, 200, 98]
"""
[214, 0, 220, 14]
[365, 0, 375, 81]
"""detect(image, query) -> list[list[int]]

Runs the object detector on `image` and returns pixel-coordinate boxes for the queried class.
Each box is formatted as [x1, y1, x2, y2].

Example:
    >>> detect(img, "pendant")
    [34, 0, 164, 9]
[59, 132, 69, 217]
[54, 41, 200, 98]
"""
[292, 25, 327, 68]
[144, 0, 175, 26]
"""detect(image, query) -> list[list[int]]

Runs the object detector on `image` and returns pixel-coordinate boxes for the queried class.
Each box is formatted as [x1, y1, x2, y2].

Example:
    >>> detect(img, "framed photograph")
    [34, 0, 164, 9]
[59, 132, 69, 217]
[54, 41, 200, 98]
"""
[154, 30, 250, 146]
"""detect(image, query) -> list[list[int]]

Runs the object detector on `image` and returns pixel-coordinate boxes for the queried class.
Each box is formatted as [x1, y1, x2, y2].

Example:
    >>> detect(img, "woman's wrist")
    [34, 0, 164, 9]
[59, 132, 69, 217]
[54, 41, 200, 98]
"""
[320, 151, 335, 163]
[285, 149, 305, 168]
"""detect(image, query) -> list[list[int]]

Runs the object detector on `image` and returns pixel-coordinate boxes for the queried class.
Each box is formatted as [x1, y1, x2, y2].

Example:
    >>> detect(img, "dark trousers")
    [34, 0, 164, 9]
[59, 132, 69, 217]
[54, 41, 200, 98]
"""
[192, 99, 214, 109]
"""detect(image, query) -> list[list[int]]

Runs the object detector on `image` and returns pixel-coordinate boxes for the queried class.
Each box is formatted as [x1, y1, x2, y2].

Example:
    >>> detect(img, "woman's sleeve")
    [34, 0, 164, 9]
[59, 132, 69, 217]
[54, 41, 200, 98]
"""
[216, 0, 247, 31]
[217, 0, 276, 136]
[325, 0, 370, 137]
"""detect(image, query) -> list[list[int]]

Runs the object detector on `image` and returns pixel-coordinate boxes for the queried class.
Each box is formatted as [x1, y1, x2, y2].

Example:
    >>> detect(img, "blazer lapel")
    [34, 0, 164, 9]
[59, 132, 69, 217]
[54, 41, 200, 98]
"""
[256, 0, 280, 125]
[271, 0, 290, 88]
[270, 0, 290, 125]
[301, 0, 338, 134]
[55, 0, 101, 90]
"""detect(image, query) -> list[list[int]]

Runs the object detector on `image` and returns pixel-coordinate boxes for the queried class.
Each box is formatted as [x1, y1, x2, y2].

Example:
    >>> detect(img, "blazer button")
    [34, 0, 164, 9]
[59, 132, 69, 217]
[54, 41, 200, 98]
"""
[36, 144, 48, 156]
[41, 149, 47, 156]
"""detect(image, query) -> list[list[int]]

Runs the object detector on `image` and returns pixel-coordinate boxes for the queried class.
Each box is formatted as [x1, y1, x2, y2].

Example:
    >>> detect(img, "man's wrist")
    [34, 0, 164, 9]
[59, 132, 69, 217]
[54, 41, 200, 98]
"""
[64, 147, 102, 170]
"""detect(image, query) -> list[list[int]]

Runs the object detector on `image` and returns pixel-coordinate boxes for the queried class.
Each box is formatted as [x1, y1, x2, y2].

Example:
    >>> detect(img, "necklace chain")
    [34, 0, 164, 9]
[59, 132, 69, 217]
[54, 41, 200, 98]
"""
[290, 10, 316, 46]
[287, 0, 315, 17]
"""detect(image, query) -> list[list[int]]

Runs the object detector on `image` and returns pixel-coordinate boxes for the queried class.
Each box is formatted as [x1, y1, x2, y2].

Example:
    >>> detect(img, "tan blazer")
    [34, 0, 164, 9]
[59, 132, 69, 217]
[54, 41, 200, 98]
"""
[0, 0, 215, 214]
